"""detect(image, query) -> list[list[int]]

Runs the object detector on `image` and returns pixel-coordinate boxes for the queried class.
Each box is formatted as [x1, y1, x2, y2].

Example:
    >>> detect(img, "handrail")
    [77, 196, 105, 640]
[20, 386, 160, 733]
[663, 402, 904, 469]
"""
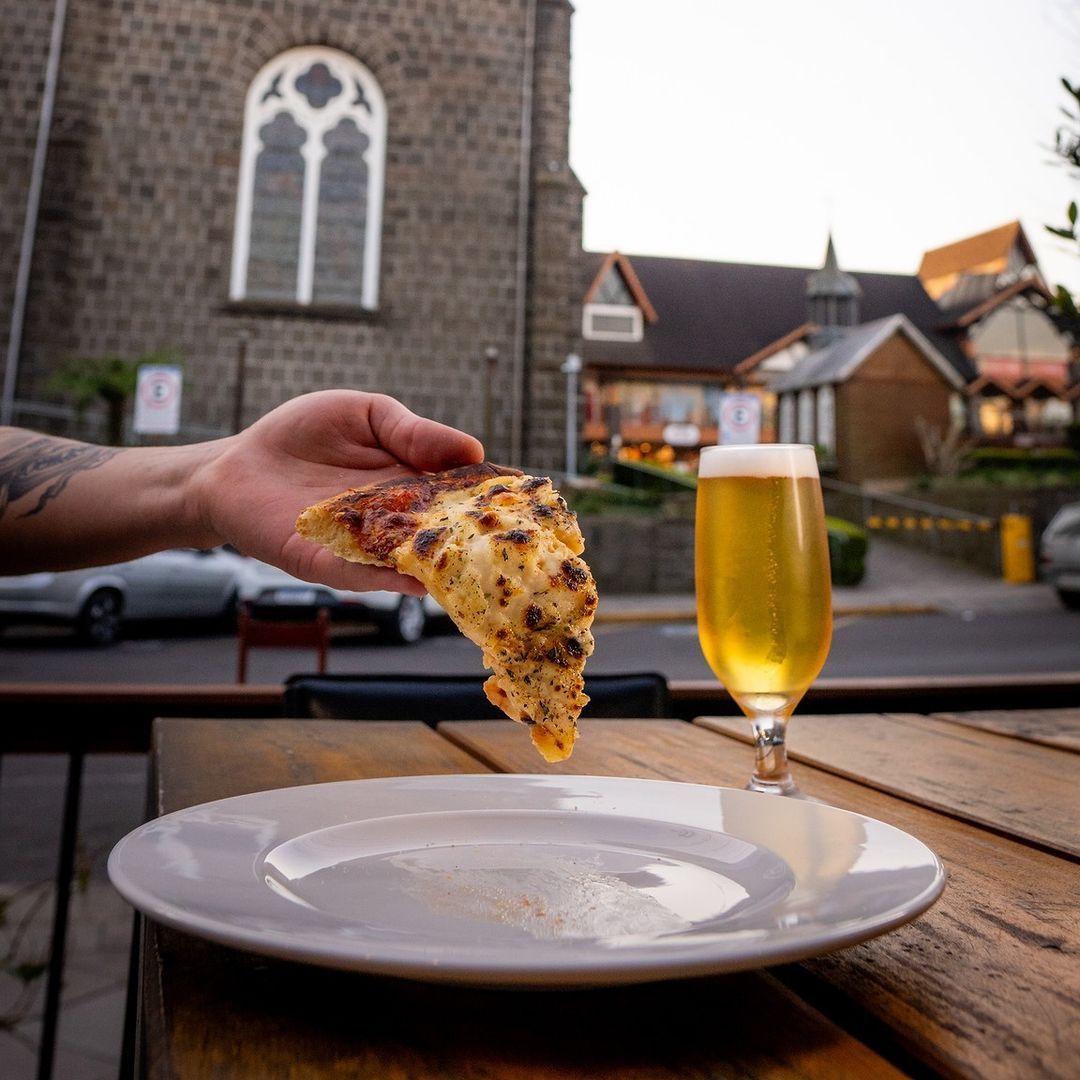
[821, 477, 996, 525]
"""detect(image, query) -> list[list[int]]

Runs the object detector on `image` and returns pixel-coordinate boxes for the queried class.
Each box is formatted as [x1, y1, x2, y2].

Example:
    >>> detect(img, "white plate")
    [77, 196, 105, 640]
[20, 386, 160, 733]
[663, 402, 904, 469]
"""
[108, 774, 945, 987]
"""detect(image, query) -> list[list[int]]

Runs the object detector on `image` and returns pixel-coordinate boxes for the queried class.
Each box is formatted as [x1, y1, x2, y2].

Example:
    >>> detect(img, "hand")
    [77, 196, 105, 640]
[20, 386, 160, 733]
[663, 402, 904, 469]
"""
[192, 390, 484, 594]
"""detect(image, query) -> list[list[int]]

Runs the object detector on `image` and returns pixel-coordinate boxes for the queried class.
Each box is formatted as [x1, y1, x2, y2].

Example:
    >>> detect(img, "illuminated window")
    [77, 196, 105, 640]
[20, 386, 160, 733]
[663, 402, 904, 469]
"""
[231, 47, 386, 309]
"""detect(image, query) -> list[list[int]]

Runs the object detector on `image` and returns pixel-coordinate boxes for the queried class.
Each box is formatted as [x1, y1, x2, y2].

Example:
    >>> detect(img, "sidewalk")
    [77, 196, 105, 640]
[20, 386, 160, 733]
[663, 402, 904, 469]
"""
[595, 535, 1057, 623]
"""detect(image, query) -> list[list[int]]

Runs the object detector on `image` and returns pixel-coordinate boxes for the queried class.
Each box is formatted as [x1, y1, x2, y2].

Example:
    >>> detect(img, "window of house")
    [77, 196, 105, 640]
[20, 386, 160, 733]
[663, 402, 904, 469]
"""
[583, 303, 644, 341]
[797, 388, 816, 444]
[583, 266, 643, 341]
[230, 46, 386, 310]
[815, 384, 835, 455]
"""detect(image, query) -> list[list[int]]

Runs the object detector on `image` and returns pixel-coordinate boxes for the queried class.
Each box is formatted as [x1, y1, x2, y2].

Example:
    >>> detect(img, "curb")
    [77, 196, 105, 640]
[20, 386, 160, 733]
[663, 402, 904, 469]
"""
[594, 603, 942, 624]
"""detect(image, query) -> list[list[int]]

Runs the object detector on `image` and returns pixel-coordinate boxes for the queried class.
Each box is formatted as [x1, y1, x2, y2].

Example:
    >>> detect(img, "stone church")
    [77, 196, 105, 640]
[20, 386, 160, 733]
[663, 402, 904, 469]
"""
[0, 0, 583, 468]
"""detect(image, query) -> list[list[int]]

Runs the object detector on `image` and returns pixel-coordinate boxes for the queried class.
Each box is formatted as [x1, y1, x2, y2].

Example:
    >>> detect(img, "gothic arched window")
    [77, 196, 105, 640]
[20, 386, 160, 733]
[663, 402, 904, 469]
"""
[230, 47, 386, 310]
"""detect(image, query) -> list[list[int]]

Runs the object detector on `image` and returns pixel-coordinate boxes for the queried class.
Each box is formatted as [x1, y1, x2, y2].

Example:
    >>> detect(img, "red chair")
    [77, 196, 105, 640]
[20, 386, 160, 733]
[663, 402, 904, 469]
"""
[236, 603, 330, 683]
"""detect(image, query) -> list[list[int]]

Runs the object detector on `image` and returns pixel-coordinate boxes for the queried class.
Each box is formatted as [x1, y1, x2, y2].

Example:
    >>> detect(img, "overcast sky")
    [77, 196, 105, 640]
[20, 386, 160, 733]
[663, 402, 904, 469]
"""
[568, 0, 1080, 294]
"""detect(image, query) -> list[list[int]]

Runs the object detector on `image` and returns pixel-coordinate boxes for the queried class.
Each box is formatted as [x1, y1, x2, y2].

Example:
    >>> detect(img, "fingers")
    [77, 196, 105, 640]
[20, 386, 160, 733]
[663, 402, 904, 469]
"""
[301, 546, 427, 596]
[366, 394, 484, 472]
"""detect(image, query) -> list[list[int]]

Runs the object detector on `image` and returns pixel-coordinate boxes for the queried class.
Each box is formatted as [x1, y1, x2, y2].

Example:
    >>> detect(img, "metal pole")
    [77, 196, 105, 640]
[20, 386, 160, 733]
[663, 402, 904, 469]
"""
[483, 346, 499, 456]
[1, 0, 69, 426]
[509, 0, 538, 466]
[561, 352, 581, 476]
[232, 331, 250, 434]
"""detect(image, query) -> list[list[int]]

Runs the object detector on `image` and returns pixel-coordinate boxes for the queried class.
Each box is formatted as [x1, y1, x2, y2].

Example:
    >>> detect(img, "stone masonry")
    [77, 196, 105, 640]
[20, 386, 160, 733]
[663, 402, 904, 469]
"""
[0, 0, 583, 467]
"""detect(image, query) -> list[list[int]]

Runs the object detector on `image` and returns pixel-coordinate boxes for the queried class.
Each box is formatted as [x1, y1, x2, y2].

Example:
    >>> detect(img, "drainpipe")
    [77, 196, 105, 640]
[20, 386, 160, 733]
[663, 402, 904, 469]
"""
[510, 0, 538, 466]
[1, 0, 69, 426]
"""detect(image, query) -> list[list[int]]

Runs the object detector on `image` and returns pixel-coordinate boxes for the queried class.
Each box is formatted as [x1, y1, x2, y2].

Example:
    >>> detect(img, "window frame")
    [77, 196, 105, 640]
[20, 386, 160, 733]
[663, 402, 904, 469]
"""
[582, 303, 644, 342]
[230, 46, 387, 311]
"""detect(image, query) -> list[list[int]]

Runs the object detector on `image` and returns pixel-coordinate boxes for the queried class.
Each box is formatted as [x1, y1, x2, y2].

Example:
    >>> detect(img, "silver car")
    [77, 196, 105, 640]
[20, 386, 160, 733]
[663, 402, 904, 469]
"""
[0, 548, 243, 644]
[1039, 503, 1080, 610]
[233, 558, 443, 644]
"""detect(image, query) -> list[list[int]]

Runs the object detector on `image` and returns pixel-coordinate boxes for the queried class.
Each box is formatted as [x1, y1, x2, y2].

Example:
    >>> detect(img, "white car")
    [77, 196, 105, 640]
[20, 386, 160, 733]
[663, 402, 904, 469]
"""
[0, 548, 244, 644]
[1039, 503, 1080, 610]
[233, 558, 443, 644]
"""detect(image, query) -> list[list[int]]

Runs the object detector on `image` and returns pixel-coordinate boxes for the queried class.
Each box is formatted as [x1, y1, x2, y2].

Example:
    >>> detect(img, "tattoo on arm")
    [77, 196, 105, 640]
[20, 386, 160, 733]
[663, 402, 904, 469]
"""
[0, 434, 123, 521]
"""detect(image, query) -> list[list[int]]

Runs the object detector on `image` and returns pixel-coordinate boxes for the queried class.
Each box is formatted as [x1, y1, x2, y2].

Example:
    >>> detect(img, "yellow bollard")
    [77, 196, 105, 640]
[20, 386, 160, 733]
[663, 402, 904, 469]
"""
[1000, 513, 1035, 583]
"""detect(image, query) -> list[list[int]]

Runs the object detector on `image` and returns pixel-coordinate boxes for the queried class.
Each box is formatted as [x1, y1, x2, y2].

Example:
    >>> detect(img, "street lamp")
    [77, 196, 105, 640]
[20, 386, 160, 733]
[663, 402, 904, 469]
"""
[483, 346, 499, 453]
[560, 352, 582, 477]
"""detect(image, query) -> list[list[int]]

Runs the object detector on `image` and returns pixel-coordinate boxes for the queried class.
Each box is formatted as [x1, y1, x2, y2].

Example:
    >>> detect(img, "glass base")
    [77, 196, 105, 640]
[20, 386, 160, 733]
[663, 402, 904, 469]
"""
[746, 775, 799, 797]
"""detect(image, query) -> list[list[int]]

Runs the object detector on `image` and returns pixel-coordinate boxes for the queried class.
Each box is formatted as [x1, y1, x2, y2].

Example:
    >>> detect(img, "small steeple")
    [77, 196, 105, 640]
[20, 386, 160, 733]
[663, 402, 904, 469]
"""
[806, 234, 861, 328]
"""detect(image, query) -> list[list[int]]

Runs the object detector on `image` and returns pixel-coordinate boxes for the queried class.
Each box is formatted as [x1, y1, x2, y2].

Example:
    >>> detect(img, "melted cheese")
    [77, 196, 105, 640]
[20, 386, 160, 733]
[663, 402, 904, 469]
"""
[297, 470, 597, 761]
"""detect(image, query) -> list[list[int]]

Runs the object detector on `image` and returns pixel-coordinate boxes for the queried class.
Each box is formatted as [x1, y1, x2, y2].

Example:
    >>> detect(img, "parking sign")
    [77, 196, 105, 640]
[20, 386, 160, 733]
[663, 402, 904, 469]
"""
[719, 393, 761, 445]
[134, 365, 183, 435]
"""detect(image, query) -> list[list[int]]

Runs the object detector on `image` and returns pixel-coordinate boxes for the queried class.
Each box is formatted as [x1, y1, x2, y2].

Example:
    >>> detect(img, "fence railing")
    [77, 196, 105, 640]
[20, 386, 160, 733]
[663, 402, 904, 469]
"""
[821, 477, 1002, 574]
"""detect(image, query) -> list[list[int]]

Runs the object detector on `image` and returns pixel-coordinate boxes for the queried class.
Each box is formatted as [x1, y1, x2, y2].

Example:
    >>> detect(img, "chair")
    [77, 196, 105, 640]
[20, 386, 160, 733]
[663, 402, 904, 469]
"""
[283, 672, 671, 723]
[236, 603, 330, 683]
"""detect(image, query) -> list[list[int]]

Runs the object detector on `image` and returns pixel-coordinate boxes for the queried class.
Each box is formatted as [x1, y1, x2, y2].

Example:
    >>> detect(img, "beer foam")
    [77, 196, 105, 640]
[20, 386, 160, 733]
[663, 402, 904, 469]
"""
[698, 444, 819, 479]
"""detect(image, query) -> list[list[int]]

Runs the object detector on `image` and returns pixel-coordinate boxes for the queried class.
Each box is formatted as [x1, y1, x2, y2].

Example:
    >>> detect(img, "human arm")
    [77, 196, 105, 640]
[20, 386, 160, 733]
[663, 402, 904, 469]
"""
[0, 390, 484, 592]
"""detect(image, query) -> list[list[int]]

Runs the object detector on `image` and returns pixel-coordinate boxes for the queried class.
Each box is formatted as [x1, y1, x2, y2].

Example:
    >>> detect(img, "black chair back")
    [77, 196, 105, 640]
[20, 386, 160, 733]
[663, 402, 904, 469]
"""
[283, 672, 671, 724]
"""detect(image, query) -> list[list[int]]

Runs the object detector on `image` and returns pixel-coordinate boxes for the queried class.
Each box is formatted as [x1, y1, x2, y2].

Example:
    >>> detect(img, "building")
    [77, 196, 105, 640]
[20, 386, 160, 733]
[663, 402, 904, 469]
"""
[0, 0, 583, 468]
[579, 223, 1078, 483]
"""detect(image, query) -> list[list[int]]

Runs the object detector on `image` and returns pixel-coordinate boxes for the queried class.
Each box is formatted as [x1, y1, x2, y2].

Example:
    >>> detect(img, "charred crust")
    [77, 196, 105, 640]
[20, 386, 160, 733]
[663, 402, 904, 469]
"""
[565, 637, 585, 659]
[546, 645, 569, 667]
[413, 527, 446, 557]
[521, 476, 548, 492]
[494, 529, 533, 545]
[524, 604, 544, 630]
[559, 559, 590, 591]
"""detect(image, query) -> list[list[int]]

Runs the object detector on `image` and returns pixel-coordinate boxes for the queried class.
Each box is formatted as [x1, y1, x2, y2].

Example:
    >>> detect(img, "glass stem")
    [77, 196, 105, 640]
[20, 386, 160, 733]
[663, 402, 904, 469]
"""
[749, 714, 797, 796]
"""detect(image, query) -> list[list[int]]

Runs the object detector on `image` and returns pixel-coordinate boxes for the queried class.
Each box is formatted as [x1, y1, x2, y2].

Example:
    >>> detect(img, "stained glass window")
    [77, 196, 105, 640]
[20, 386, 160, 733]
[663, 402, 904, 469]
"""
[231, 47, 386, 309]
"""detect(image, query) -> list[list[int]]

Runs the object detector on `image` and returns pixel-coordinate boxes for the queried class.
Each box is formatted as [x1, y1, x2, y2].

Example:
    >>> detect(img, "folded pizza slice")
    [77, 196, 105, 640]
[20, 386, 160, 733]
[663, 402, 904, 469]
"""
[295, 463, 597, 761]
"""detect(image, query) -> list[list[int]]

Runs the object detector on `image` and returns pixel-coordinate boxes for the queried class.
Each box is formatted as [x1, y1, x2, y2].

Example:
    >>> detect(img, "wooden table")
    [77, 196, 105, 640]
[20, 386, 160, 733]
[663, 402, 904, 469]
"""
[137, 710, 1079, 1079]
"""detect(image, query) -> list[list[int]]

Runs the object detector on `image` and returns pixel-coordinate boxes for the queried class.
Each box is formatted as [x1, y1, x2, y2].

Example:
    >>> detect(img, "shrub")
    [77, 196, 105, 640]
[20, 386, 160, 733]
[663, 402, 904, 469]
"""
[826, 516, 868, 586]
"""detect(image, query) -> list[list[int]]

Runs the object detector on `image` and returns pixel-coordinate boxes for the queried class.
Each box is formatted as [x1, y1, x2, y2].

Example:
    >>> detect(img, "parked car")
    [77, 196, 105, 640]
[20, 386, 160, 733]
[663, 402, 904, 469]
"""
[233, 559, 444, 644]
[1039, 503, 1080, 610]
[0, 548, 244, 644]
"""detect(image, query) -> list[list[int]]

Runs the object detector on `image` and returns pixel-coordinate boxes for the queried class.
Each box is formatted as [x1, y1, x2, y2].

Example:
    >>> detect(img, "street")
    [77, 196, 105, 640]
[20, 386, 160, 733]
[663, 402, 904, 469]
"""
[0, 602, 1077, 684]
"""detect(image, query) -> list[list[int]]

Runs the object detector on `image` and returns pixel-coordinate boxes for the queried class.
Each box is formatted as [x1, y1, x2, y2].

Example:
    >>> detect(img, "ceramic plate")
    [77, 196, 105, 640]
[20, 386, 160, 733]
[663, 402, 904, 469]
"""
[108, 774, 945, 987]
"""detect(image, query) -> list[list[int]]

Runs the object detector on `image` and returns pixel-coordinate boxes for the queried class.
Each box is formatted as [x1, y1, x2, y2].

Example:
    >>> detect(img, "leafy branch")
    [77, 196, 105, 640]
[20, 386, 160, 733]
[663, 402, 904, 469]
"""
[1046, 78, 1080, 341]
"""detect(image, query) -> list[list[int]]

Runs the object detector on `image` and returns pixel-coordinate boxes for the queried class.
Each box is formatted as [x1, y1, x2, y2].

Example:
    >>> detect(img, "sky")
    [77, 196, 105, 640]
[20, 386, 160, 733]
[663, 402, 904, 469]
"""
[568, 0, 1080, 294]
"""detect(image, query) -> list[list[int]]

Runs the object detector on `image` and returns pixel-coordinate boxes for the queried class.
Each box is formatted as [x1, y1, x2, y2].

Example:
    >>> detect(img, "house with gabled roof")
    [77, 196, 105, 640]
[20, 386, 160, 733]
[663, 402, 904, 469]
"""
[578, 222, 1078, 483]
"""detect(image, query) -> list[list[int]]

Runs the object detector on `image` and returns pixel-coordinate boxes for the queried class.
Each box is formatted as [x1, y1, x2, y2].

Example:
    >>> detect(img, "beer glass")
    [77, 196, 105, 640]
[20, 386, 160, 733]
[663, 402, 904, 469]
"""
[695, 444, 832, 796]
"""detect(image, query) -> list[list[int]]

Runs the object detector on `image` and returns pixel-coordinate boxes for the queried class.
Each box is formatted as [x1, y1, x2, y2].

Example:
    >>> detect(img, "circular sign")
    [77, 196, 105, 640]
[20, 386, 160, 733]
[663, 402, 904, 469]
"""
[140, 371, 179, 408]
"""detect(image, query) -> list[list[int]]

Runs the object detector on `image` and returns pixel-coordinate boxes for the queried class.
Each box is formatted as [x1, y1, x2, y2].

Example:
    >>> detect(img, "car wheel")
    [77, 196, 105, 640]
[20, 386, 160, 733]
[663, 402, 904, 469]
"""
[78, 589, 123, 645]
[381, 594, 427, 644]
[1057, 588, 1080, 611]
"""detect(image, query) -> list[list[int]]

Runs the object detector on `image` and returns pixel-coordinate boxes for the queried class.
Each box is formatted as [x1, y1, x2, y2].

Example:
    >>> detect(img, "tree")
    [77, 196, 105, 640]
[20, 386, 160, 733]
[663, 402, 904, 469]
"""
[47, 351, 179, 446]
[1046, 77, 1080, 340]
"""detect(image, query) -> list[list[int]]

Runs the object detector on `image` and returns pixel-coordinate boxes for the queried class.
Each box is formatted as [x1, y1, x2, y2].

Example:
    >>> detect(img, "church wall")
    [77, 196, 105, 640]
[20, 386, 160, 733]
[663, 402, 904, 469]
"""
[1, 0, 581, 467]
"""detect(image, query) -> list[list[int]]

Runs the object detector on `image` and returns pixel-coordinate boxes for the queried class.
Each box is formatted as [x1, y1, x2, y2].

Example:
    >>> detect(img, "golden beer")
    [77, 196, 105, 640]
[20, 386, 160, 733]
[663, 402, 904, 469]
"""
[695, 457, 832, 722]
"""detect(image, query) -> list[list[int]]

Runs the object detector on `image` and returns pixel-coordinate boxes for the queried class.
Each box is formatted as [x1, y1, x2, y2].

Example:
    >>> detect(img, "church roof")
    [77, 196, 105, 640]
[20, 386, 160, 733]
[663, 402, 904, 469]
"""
[770, 314, 968, 393]
[917, 221, 1037, 299]
[806, 235, 862, 299]
[579, 252, 976, 381]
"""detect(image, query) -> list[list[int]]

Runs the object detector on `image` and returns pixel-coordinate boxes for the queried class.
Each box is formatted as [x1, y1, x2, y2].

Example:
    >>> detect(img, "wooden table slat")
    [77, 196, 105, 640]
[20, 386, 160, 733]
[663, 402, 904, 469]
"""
[144, 717, 906, 1080]
[929, 707, 1080, 753]
[152, 718, 488, 812]
[440, 718, 1080, 1080]
[693, 712, 1080, 857]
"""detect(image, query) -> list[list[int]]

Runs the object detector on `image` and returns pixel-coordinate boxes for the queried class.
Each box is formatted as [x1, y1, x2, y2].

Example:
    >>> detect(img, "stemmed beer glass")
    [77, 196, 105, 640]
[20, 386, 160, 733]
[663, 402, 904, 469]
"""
[695, 444, 833, 796]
